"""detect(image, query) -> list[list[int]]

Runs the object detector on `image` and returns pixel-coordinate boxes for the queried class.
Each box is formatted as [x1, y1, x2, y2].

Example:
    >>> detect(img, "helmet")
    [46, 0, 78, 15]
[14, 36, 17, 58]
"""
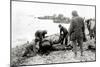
[58, 24, 62, 28]
[72, 10, 78, 17]
[43, 30, 47, 34]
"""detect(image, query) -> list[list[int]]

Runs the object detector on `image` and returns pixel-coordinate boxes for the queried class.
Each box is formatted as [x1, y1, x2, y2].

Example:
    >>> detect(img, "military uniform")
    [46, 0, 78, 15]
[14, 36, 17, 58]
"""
[69, 17, 84, 41]
[35, 30, 47, 42]
[69, 11, 85, 56]
[59, 25, 68, 45]
[34, 30, 47, 47]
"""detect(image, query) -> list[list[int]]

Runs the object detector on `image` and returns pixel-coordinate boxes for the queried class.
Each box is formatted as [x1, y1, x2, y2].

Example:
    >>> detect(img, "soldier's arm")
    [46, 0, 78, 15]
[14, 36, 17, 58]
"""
[43, 33, 47, 38]
[43, 34, 45, 38]
[60, 28, 62, 35]
[69, 19, 74, 36]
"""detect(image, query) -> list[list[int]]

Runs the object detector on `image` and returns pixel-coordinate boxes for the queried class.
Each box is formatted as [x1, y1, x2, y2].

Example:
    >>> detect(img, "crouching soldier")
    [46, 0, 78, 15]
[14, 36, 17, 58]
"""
[58, 24, 68, 46]
[69, 10, 85, 57]
[35, 30, 47, 45]
[34, 30, 47, 54]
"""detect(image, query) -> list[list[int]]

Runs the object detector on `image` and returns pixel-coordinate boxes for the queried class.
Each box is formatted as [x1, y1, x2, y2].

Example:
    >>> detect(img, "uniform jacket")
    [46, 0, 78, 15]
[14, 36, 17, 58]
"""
[69, 16, 85, 41]
[60, 26, 68, 35]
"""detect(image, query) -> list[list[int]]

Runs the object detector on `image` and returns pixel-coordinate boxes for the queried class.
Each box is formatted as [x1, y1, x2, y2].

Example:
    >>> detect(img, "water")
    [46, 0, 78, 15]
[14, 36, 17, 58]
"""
[12, 1, 94, 48]
[12, 17, 70, 48]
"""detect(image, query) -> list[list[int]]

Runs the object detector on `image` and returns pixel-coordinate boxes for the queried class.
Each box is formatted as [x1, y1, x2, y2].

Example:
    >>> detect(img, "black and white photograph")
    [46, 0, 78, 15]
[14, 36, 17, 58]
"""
[11, 0, 96, 67]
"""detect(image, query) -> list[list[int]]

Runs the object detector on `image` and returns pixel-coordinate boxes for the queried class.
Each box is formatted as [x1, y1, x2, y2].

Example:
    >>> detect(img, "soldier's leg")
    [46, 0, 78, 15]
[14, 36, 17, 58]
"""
[60, 34, 64, 45]
[90, 30, 93, 39]
[72, 40, 77, 57]
[83, 32, 87, 42]
[78, 39, 83, 56]
[65, 35, 68, 46]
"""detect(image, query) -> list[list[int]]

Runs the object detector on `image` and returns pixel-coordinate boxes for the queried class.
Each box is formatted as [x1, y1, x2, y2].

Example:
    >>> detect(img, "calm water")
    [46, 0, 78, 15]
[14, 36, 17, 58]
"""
[12, 17, 70, 48]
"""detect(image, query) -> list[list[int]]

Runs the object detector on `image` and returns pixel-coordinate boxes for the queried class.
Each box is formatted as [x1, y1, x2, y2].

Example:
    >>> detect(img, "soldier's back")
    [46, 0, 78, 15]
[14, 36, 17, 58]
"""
[72, 16, 84, 32]
[71, 16, 84, 40]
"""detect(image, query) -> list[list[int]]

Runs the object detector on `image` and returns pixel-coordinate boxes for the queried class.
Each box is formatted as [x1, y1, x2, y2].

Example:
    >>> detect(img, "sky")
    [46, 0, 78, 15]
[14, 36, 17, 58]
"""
[12, 1, 95, 18]
[12, 1, 95, 47]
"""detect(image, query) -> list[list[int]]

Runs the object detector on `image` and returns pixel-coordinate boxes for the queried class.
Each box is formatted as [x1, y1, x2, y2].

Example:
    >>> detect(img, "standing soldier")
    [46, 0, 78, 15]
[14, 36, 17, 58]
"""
[58, 24, 68, 46]
[69, 10, 85, 56]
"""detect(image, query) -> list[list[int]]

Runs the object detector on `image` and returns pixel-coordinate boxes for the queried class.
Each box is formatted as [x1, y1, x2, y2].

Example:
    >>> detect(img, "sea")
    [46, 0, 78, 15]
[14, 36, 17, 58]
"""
[12, 17, 70, 48]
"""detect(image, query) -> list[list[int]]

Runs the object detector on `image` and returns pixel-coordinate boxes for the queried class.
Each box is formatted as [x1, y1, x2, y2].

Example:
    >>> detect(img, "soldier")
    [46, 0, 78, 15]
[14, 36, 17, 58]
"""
[69, 10, 85, 56]
[85, 19, 92, 35]
[34, 30, 47, 46]
[58, 24, 68, 46]
[85, 19, 96, 40]
[34, 30, 47, 54]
